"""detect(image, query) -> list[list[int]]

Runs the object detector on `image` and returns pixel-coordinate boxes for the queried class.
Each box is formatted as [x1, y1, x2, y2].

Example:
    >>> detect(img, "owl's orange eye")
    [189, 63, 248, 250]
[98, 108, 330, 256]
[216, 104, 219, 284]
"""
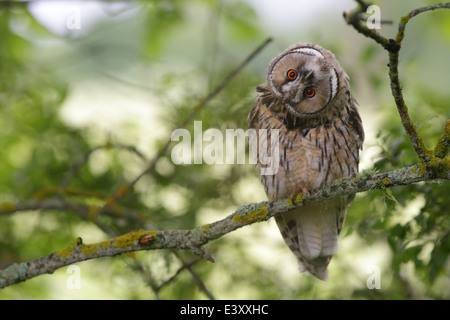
[286, 69, 298, 80]
[304, 87, 315, 98]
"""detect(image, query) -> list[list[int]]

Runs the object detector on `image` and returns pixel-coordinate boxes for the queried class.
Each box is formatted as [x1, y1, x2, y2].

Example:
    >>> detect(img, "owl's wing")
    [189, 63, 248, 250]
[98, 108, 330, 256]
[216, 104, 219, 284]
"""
[275, 197, 349, 281]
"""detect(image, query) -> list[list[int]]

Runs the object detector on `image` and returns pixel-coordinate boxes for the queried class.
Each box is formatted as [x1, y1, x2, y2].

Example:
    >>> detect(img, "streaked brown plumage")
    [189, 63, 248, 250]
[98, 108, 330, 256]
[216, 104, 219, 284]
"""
[248, 43, 364, 280]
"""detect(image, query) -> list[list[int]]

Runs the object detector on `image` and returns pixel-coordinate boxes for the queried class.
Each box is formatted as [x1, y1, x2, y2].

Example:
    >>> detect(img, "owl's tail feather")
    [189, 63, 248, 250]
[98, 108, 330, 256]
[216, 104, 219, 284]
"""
[276, 201, 347, 281]
[298, 256, 331, 281]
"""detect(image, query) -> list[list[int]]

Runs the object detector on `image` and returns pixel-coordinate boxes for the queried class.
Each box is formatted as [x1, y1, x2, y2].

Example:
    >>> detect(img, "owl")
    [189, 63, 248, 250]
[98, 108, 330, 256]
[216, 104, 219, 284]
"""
[248, 43, 364, 281]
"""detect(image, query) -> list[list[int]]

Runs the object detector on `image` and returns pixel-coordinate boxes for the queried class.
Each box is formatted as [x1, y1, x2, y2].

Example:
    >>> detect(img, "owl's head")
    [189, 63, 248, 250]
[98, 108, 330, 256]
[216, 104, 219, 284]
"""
[266, 43, 344, 122]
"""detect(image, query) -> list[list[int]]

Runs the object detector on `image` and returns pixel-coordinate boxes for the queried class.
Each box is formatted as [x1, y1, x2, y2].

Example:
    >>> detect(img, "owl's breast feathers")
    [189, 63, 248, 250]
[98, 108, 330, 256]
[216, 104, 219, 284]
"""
[248, 85, 364, 280]
[248, 87, 363, 198]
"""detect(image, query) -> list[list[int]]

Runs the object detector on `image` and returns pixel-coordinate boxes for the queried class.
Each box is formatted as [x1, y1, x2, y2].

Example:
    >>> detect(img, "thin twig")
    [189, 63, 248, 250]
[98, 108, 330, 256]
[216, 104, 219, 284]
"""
[391, 3, 450, 161]
[172, 251, 215, 299]
[61, 142, 147, 188]
[0, 197, 147, 229]
[344, 1, 450, 162]
[343, 3, 392, 51]
[185, 264, 215, 300]
[128, 258, 162, 300]
[396, 3, 450, 45]
[106, 37, 273, 205]
[155, 257, 203, 292]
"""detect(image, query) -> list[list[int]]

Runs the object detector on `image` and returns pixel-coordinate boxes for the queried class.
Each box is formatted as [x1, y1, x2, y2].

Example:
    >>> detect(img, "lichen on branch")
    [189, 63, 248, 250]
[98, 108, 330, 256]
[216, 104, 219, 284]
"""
[1, 160, 448, 289]
[1, 2, 449, 293]
[344, 1, 450, 162]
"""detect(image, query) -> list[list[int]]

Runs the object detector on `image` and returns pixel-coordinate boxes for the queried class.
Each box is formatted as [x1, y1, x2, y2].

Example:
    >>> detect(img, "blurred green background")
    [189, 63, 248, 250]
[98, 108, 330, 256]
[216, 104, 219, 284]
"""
[0, 0, 448, 299]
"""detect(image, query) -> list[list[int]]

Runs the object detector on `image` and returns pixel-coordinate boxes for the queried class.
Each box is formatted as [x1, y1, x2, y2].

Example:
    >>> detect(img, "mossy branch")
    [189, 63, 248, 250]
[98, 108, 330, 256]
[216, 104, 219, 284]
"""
[344, 2, 450, 162]
[1, 159, 448, 289]
[1, 2, 449, 292]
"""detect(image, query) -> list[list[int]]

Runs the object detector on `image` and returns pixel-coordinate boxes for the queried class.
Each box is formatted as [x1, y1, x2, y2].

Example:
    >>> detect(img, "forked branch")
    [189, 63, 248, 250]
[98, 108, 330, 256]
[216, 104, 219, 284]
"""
[1, 2, 449, 291]
[344, 2, 450, 162]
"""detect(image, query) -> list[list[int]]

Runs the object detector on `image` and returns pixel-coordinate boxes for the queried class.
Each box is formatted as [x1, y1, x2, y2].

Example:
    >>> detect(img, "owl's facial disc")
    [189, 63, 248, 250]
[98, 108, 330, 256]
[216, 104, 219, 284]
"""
[286, 66, 338, 116]
[268, 47, 339, 118]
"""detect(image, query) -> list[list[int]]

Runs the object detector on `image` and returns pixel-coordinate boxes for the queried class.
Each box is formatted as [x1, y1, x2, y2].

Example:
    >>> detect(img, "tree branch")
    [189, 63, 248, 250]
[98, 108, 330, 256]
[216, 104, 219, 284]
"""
[105, 37, 273, 206]
[1, 159, 448, 289]
[0, 196, 147, 231]
[1, 2, 449, 293]
[344, 2, 450, 162]
[0, 37, 274, 294]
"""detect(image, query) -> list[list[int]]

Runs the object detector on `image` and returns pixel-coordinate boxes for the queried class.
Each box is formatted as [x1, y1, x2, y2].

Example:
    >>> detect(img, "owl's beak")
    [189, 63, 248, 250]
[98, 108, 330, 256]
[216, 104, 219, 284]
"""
[293, 87, 304, 104]
[293, 70, 313, 103]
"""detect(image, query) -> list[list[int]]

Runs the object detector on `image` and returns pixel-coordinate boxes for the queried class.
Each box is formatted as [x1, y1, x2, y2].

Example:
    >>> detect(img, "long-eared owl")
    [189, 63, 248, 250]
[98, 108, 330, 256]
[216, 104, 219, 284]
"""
[248, 43, 364, 280]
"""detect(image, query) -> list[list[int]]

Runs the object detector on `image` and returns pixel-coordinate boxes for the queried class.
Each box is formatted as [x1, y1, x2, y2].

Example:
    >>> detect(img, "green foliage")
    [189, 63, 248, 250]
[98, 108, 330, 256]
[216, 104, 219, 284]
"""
[0, 0, 448, 299]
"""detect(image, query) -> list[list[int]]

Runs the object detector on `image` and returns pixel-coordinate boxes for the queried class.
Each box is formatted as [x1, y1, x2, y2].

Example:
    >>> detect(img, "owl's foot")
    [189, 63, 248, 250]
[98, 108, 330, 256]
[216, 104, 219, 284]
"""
[289, 186, 309, 206]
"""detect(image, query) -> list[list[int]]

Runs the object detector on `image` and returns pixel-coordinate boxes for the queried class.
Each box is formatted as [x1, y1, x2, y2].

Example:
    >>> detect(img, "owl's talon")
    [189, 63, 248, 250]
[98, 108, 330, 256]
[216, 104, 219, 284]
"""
[290, 186, 309, 205]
